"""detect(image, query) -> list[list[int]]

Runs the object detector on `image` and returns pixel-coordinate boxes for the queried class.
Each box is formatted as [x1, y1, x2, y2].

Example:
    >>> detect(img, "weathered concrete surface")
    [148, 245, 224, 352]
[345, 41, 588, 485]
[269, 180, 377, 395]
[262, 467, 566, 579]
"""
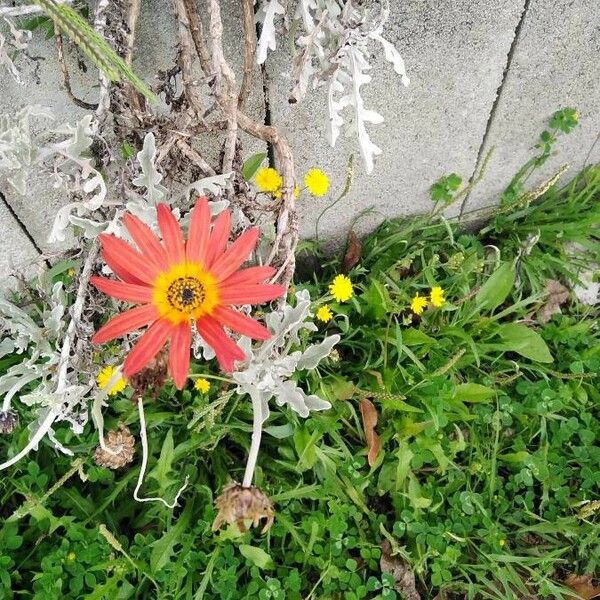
[461, 0, 600, 215]
[0, 34, 95, 255]
[265, 0, 525, 244]
[0, 195, 43, 291]
[0, 0, 266, 254]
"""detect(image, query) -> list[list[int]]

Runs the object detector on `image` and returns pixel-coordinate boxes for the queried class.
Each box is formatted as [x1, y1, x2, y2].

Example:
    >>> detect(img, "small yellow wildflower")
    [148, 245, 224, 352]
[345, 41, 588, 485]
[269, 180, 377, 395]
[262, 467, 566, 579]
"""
[329, 274, 353, 303]
[430, 286, 446, 307]
[410, 293, 428, 315]
[498, 539, 506, 547]
[316, 305, 333, 323]
[273, 185, 300, 200]
[96, 365, 127, 396]
[255, 167, 282, 193]
[304, 168, 329, 197]
[67, 268, 76, 277]
[194, 378, 211, 393]
[67, 552, 76, 561]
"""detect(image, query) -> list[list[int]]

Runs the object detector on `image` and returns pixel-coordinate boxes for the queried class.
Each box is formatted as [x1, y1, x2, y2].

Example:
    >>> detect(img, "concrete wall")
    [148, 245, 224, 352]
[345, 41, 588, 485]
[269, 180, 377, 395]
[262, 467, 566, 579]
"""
[1, 0, 599, 285]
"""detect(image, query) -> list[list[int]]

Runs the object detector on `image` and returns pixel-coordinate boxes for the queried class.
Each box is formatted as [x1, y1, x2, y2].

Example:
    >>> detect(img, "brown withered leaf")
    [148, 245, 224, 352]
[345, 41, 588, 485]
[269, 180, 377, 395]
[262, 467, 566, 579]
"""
[380, 540, 420, 600]
[359, 397, 380, 466]
[538, 279, 569, 323]
[342, 230, 362, 273]
[564, 574, 600, 599]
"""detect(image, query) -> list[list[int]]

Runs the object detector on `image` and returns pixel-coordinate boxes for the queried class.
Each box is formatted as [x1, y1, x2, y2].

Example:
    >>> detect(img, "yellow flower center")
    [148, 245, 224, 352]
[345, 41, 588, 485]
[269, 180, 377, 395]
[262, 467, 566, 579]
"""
[167, 277, 206, 311]
[153, 262, 219, 324]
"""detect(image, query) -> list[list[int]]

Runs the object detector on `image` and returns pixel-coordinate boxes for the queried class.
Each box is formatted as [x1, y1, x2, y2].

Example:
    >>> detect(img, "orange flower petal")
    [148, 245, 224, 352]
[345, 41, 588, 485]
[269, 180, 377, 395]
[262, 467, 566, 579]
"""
[168, 322, 191, 389]
[90, 276, 152, 304]
[186, 197, 211, 265]
[157, 203, 185, 264]
[213, 306, 271, 340]
[219, 283, 286, 305]
[123, 318, 173, 378]
[196, 316, 246, 372]
[205, 209, 231, 267]
[210, 228, 259, 281]
[99, 249, 144, 285]
[123, 212, 169, 271]
[220, 265, 276, 287]
[100, 234, 159, 284]
[92, 304, 158, 344]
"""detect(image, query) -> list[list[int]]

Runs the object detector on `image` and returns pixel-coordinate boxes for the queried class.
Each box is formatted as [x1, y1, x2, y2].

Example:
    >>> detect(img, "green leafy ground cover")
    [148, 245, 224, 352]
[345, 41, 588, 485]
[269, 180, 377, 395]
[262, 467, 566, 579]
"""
[1, 130, 599, 598]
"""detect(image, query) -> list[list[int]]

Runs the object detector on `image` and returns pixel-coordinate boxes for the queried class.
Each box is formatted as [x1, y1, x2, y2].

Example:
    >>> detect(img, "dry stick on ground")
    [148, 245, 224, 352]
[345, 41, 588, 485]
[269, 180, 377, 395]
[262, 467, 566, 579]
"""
[174, 0, 204, 115]
[124, 0, 141, 67]
[207, 0, 238, 175]
[176, 138, 217, 176]
[92, 0, 112, 123]
[54, 31, 98, 110]
[238, 0, 256, 109]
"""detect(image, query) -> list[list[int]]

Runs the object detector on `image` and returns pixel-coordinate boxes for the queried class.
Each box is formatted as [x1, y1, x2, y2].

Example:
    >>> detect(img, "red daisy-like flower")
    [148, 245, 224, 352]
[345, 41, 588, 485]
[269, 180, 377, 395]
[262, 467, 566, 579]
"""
[91, 198, 285, 389]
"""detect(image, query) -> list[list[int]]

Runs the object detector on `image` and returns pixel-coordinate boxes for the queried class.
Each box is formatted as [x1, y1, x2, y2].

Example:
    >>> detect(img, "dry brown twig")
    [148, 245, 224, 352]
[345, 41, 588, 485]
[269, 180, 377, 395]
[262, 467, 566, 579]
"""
[238, 0, 257, 109]
[54, 30, 98, 110]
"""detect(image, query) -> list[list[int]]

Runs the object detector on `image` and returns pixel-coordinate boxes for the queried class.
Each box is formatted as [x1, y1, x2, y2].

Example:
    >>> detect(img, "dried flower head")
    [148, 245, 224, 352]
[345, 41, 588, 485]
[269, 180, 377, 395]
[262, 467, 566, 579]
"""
[128, 347, 169, 400]
[0, 410, 18, 435]
[94, 424, 135, 469]
[212, 483, 274, 534]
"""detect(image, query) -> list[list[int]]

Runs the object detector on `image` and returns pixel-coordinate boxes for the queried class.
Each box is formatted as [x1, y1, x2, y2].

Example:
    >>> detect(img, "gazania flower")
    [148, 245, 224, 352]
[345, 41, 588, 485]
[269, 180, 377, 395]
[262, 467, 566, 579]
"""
[91, 198, 285, 389]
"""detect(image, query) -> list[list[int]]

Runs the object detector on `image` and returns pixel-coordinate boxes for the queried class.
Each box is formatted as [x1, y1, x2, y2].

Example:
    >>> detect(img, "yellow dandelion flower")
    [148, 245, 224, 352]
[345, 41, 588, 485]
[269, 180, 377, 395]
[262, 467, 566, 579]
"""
[430, 286, 446, 307]
[410, 293, 428, 315]
[194, 378, 211, 393]
[273, 185, 300, 200]
[304, 168, 330, 197]
[96, 365, 127, 396]
[316, 305, 333, 323]
[329, 274, 353, 303]
[255, 167, 282, 193]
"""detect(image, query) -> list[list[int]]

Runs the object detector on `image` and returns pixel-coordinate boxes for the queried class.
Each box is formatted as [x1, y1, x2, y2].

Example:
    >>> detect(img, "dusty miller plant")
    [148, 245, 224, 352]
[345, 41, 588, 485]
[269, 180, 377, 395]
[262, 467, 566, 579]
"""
[256, 0, 409, 172]
[233, 289, 339, 486]
[0, 17, 31, 83]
